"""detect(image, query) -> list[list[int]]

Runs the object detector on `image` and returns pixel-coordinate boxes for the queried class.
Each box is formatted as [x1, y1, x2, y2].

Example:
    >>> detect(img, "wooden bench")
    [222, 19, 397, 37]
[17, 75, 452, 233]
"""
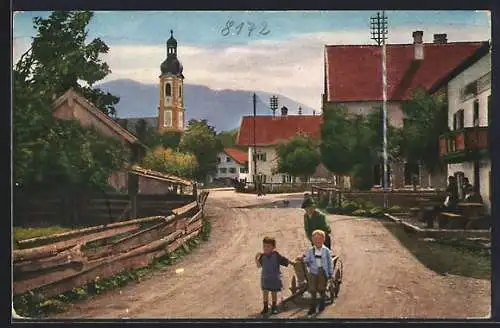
[438, 212, 466, 229]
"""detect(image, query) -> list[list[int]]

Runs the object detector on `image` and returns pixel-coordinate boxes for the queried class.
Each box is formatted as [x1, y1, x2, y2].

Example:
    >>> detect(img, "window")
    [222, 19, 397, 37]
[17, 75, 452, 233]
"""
[179, 85, 182, 98]
[453, 109, 465, 130]
[178, 111, 184, 130]
[226, 157, 232, 163]
[252, 152, 266, 162]
[229, 167, 236, 174]
[219, 168, 227, 174]
[165, 83, 171, 97]
[404, 163, 420, 186]
[473, 99, 480, 127]
[164, 110, 172, 127]
[217, 157, 221, 164]
[240, 167, 248, 174]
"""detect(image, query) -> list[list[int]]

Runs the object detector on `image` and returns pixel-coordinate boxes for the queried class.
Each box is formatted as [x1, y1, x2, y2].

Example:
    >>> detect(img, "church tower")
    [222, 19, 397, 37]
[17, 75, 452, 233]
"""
[158, 30, 185, 133]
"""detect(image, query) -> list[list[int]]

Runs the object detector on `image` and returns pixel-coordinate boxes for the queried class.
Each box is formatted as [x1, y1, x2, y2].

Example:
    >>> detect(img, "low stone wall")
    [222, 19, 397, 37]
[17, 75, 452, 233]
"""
[384, 213, 490, 239]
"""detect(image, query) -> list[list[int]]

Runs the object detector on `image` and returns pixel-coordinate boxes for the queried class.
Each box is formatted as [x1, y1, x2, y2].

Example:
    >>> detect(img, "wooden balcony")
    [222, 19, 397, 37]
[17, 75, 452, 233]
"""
[439, 126, 489, 163]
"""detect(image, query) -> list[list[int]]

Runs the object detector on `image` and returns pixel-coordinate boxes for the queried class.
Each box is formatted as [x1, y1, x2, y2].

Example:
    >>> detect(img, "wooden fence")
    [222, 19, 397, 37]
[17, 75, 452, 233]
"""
[13, 191, 210, 299]
[14, 193, 196, 227]
[311, 185, 444, 209]
[241, 182, 335, 194]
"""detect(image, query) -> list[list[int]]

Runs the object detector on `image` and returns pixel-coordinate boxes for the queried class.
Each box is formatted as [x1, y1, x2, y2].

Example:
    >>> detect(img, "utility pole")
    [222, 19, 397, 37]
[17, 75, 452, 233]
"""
[270, 95, 279, 117]
[370, 11, 389, 208]
[253, 93, 258, 192]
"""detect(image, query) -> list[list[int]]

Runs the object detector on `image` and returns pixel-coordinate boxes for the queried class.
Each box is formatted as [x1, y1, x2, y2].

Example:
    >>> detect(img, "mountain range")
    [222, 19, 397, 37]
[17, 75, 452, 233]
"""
[97, 79, 318, 132]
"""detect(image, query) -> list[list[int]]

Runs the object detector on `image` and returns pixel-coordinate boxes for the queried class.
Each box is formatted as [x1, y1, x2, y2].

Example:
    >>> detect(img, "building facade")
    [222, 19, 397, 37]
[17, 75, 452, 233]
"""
[158, 30, 185, 133]
[215, 148, 249, 183]
[237, 108, 327, 184]
[436, 47, 491, 212]
[323, 31, 488, 190]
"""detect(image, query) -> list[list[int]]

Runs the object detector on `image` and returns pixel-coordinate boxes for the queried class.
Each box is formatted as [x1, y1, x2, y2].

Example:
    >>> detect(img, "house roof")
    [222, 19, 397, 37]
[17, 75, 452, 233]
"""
[236, 115, 322, 146]
[429, 42, 490, 93]
[53, 89, 146, 149]
[324, 41, 487, 102]
[223, 148, 248, 165]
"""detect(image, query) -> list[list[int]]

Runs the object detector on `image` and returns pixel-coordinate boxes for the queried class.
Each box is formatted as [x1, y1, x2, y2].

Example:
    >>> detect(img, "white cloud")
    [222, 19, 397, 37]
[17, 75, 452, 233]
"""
[12, 23, 490, 110]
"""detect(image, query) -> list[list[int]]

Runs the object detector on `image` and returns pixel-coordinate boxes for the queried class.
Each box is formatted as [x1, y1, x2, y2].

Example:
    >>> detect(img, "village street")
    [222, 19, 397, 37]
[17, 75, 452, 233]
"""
[53, 190, 490, 319]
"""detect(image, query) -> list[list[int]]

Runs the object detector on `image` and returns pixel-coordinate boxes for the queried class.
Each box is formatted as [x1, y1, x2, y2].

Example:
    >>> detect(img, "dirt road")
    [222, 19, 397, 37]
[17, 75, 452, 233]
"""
[56, 190, 490, 319]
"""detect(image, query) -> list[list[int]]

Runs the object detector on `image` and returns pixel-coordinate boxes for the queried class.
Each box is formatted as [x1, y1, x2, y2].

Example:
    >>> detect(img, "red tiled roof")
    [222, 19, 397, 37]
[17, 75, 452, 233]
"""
[325, 42, 487, 102]
[223, 148, 248, 165]
[237, 115, 322, 146]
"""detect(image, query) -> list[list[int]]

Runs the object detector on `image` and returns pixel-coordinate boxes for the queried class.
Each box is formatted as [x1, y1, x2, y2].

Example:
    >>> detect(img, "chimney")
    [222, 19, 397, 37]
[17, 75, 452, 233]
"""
[433, 33, 447, 44]
[281, 106, 288, 116]
[412, 30, 424, 60]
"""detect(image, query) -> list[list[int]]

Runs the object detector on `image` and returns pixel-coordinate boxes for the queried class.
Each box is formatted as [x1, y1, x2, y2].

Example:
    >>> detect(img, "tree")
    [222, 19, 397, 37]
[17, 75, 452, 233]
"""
[401, 88, 449, 173]
[150, 131, 183, 149]
[179, 119, 219, 180]
[15, 11, 119, 117]
[142, 146, 198, 179]
[13, 11, 127, 193]
[216, 128, 239, 149]
[320, 106, 403, 190]
[320, 106, 357, 180]
[275, 135, 320, 182]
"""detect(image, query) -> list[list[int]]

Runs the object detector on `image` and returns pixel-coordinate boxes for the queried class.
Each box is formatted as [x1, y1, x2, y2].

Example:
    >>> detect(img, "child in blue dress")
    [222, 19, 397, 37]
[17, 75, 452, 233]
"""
[255, 236, 294, 315]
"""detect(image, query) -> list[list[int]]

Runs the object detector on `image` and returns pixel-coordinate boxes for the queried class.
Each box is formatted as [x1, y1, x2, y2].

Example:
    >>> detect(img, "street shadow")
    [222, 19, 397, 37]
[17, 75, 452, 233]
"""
[381, 222, 491, 280]
[235, 198, 304, 209]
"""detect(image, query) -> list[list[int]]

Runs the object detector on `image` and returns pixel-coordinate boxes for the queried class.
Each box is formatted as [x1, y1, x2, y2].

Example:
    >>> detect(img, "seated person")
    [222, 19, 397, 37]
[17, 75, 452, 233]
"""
[303, 230, 333, 315]
[463, 185, 483, 203]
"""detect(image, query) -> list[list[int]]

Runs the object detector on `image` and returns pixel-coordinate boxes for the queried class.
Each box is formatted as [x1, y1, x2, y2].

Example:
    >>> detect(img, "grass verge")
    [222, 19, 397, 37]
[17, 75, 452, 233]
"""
[382, 222, 490, 280]
[13, 216, 212, 318]
[14, 226, 73, 244]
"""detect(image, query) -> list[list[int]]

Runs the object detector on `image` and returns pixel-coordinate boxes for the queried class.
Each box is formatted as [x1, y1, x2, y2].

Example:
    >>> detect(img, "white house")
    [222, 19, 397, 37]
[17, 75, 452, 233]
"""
[214, 148, 249, 183]
[236, 107, 331, 184]
[323, 31, 488, 189]
[435, 44, 491, 213]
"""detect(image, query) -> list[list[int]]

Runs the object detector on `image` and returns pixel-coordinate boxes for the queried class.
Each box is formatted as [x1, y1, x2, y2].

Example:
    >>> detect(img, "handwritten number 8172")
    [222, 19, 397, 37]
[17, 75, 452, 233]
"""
[221, 20, 271, 37]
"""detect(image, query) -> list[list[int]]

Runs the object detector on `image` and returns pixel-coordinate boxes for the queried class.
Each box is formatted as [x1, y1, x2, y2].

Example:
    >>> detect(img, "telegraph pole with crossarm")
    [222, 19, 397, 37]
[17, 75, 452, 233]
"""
[370, 11, 389, 208]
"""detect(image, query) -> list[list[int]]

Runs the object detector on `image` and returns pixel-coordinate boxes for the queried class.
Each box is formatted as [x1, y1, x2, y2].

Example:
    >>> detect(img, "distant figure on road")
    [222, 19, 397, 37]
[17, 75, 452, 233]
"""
[302, 197, 332, 249]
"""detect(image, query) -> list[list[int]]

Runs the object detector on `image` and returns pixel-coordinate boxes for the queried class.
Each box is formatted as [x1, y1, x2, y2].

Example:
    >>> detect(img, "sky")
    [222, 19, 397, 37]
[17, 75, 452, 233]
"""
[13, 10, 491, 110]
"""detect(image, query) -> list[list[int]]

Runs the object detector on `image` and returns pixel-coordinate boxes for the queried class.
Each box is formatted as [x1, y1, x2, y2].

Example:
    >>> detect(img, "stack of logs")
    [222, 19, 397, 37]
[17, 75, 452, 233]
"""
[13, 191, 209, 299]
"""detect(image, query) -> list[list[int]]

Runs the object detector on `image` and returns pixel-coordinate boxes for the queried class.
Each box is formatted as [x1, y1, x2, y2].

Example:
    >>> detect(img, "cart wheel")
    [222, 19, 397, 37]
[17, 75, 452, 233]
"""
[290, 276, 297, 294]
[333, 259, 343, 298]
[328, 281, 336, 303]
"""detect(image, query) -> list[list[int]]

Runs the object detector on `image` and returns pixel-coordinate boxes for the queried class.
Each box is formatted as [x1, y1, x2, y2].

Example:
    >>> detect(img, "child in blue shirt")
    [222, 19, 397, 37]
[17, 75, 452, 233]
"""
[303, 229, 333, 315]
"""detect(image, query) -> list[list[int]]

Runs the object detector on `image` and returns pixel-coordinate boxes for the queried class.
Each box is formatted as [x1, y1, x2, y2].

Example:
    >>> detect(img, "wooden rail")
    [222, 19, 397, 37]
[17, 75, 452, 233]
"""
[13, 191, 210, 298]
